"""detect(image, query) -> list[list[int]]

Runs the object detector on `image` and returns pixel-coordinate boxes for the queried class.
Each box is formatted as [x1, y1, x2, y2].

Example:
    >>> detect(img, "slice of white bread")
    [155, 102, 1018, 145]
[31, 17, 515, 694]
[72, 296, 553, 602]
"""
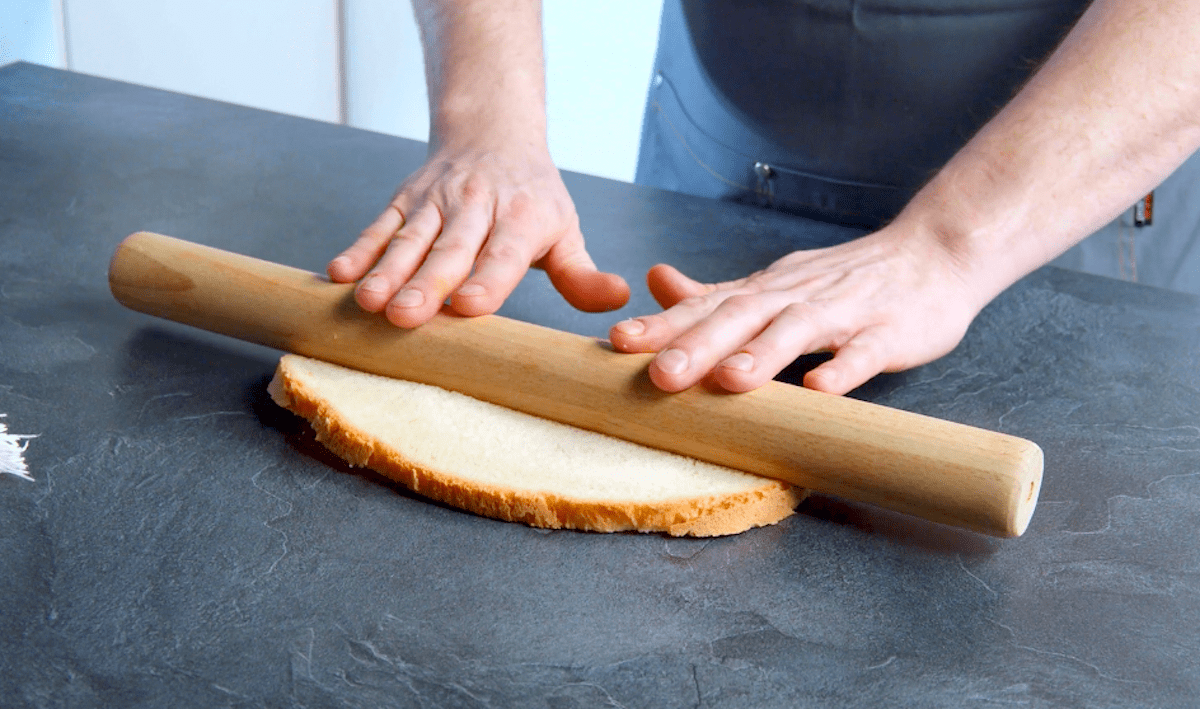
[268, 354, 805, 536]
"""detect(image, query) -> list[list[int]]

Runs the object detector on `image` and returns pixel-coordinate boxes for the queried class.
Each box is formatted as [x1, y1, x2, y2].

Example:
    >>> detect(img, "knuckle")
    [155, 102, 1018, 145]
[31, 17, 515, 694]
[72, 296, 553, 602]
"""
[393, 179, 420, 200]
[679, 294, 714, 312]
[779, 301, 822, 324]
[505, 190, 534, 217]
[716, 294, 761, 319]
[427, 238, 473, 261]
[856, 334, 888, 359]
[478, 240, 527, 266]
[456, 174, 492, 206]
[739, 274, 767, 294]
[499, 191, 552, 231]
[388, 229, 427, 250]
[839, 335, 886, 368]
[400, 202, 440, 231]
[396, 171, 436, 200]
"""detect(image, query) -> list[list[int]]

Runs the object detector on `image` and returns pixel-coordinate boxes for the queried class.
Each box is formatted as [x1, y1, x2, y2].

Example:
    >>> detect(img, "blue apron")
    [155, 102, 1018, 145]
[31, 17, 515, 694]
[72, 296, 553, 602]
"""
[636, 0, 1200, 293]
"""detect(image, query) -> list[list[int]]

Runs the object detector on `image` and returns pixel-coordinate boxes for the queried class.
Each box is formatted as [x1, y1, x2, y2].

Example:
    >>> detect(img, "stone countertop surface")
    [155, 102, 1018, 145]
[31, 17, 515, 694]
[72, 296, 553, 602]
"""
[2, 62, 1198, 708]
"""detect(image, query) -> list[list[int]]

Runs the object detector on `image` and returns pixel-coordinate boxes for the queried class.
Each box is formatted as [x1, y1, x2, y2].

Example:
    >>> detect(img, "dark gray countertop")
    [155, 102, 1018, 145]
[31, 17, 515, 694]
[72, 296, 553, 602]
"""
[2, 62, 1198, 708]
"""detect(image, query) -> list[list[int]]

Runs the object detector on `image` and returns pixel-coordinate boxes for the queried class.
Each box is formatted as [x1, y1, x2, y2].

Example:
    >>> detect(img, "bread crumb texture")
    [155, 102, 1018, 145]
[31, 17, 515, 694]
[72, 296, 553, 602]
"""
[269, 355, 805, 536]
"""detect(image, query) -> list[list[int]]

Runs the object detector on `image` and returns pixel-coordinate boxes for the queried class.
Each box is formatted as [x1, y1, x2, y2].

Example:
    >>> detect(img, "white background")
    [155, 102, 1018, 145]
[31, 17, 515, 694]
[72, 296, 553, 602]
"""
[0, 0, 664, 182]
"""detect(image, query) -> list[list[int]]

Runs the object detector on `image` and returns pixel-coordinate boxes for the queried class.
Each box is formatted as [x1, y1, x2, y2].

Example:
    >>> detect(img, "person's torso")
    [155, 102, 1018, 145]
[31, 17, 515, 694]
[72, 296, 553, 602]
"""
[672, 0, 1093, 192]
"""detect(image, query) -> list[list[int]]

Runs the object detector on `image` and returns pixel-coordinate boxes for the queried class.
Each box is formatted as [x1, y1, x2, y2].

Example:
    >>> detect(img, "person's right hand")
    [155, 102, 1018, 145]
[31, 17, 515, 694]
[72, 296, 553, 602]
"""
[328, 139, 629, 327]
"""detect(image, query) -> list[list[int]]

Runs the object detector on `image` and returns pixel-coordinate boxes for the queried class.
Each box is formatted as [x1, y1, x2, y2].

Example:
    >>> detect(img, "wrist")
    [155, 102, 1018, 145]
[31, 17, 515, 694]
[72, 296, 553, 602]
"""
[878, 205, 1004, 319]
[889, 156, 1050, 305]
[431, 88, 548, 154]
[416, 0, 549, 153]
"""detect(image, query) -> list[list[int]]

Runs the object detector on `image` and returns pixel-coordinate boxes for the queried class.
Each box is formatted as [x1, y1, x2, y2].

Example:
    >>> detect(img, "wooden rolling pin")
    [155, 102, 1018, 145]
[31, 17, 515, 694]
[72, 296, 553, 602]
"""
[109, 231, 1042, 537]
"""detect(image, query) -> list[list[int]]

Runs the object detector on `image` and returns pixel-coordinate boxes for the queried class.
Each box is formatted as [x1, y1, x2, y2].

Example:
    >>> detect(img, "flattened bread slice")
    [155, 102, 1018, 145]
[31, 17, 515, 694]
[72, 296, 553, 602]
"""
[269, 354, 805, 536]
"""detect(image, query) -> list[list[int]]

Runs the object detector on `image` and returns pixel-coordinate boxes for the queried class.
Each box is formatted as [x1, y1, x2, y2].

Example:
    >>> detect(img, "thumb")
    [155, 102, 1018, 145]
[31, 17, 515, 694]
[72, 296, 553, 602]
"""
[538, 227, 630, 313]
[646, 263, 709, 309]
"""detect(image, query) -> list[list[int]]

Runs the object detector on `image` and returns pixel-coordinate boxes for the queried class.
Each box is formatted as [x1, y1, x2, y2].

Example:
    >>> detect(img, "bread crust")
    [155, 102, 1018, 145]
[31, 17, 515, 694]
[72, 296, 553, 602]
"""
[270, 355, 805, 536]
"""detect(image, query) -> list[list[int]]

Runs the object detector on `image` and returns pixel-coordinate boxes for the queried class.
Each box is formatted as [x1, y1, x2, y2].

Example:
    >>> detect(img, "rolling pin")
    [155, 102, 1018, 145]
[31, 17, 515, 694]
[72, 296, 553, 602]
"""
[109, 231, 1042, 537]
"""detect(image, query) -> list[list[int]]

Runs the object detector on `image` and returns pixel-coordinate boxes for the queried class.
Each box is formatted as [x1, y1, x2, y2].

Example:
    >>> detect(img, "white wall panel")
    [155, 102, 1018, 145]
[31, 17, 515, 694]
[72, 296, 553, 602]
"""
[63, 0, 340, 122]
[343, 0, 428, 143]
[343, 0, 663, 183]
[0, 0, 64, 67]
[48, 0, 662, 182]
[543, 0, 662, 182]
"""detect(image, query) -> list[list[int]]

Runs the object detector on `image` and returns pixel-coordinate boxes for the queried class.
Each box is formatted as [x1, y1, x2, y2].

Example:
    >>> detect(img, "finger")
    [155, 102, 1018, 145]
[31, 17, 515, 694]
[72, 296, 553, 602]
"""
[539, 227, 630, 313]
[448, 222, 539, 317]
[354, 201, 443, 313]
[647, 263, 708, 309]
[711, 301, 844, 393]
[329, 203, 405, 282]
[646, 292, 793, 392]
[611, 274, 752, 355]
[384, 201, 492, 327]
[611, 264, 737, 353]
[803, 327, 891, 395]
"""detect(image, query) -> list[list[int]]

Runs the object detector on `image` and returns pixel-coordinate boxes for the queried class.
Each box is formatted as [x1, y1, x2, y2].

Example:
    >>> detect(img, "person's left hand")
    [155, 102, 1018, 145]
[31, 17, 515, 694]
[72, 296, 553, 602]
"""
[607, 225, 984, 395]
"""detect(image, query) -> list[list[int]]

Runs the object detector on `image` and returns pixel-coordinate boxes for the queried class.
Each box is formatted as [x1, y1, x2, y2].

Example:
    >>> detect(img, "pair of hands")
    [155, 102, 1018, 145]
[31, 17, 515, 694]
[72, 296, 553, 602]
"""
[328, 141, 981, 396]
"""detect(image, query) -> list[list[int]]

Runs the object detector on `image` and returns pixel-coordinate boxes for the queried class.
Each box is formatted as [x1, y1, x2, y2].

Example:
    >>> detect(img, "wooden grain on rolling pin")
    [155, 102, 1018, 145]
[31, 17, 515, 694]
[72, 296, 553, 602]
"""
[109, 231, 1043, 537]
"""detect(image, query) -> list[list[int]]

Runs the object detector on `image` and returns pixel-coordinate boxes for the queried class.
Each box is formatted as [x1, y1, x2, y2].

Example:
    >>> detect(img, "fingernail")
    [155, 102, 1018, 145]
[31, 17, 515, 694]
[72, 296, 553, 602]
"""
[721, 352, 754, 372]
[394, 288, 425, 308]
[457, 284, 486, 297]
[656, 348, 689, 374]
[614, 319, 646, 336]
[359, 275, 386, 294]
[329, 256, 350, 272]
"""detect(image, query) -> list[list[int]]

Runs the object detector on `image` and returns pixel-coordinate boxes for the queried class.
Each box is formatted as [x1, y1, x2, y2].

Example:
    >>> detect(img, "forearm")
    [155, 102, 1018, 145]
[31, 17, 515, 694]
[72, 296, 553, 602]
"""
[897, 0, 1200, 304]
[331, 2, 627, 324]
[412, 0, 548, 150]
